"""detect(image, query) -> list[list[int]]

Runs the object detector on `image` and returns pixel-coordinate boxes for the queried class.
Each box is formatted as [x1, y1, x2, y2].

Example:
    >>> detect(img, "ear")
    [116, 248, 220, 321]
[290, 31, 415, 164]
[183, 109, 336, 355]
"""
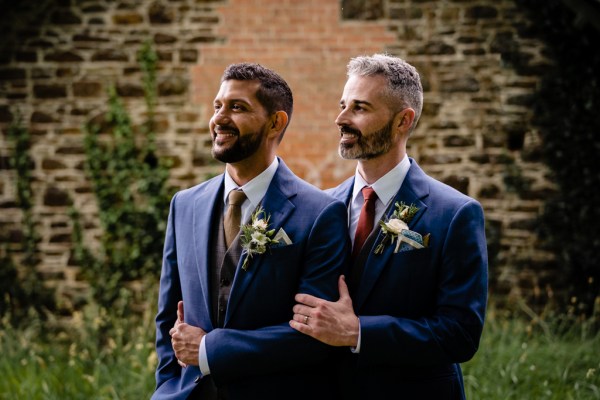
[395, 108, 416, 134]
[268, 111, 289, 139]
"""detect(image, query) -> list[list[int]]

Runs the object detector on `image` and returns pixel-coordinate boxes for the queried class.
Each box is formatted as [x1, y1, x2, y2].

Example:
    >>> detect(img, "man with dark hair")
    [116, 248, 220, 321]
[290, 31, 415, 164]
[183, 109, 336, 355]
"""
[290, 54, 488, 399]
[153, 63, 348, 400]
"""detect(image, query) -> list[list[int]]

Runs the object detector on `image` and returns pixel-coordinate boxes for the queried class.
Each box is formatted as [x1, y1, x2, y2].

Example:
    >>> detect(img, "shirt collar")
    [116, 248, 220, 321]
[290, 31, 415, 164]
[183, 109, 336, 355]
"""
[224, 157, 279, 208]
[352, 155, 410, 205]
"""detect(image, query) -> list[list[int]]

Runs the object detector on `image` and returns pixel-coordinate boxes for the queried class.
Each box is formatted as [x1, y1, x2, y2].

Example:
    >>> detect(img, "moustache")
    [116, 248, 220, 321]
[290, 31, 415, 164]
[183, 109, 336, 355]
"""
[339, 126, 361, 136]
[214, 125, 239, 135]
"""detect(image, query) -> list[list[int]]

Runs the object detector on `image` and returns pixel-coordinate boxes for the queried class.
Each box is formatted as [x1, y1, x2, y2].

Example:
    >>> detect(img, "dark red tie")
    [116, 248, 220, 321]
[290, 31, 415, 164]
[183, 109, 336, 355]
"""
[352, 186, 378, 258]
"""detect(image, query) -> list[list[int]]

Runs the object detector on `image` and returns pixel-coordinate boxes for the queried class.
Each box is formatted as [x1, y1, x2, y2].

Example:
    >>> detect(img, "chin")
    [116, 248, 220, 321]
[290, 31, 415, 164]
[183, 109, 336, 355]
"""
[339, 146, 360, 160]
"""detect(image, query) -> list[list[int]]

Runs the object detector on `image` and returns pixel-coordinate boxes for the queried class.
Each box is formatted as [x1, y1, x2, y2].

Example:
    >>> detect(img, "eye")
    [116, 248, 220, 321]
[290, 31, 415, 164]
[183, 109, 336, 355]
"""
[213, 103, 222, 112]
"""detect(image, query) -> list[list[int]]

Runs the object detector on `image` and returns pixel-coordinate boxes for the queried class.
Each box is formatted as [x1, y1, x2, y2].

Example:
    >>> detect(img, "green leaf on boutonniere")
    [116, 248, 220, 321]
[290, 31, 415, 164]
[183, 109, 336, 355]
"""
[239, 206, 279, 271]
[374, 202, 428, 254]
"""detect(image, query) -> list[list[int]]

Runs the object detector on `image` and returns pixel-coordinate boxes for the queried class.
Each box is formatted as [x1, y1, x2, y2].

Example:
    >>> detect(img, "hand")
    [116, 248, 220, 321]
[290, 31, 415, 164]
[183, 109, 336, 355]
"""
[169, 301, 206, 367]
[172, 301, 187, 368]
[290, 275, 359, 347]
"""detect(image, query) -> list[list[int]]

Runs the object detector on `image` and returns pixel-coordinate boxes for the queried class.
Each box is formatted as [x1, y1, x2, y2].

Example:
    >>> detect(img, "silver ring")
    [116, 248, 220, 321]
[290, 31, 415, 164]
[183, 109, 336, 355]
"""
[304, 315, 309, 324]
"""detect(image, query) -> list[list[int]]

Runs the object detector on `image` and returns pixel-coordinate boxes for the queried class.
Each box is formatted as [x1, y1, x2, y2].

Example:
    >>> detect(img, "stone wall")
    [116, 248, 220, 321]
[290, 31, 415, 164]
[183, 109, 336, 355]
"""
[0, 0, 559, 311]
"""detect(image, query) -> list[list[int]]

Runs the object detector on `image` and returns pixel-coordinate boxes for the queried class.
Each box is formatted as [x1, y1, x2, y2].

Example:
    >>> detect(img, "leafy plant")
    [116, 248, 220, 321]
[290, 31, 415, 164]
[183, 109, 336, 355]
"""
[0, 117, 55, 324]
[72, 42, 172, 313]
[518, 0, 600, 315]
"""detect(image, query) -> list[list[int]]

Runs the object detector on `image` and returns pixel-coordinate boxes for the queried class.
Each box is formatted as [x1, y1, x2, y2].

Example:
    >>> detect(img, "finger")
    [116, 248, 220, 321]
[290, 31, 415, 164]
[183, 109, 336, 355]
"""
[289, 319, 312, 335]
[338, 275, 351, 300]
[292, 304, 313, 316]
[177, 301, 184, 322]
[292, 313, 310, 324]
[294, 293, 321, 307]
[178, 359, 187, 368]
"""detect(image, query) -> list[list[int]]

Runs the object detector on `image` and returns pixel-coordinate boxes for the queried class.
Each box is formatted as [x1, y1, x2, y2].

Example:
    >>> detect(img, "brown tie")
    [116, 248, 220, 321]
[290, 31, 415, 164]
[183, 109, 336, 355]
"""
[224, 189, 247, 248]
[352, 186, 378, 258]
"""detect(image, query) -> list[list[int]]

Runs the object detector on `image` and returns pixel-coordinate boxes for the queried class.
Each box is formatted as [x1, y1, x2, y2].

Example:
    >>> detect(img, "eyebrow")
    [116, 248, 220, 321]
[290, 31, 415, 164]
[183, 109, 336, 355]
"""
[340, 99, 373, 107]
[215, 97, 250, 103]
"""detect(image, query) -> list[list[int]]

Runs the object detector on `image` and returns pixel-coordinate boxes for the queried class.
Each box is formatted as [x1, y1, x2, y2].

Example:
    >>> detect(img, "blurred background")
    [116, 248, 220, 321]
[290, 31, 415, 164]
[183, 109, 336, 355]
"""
[0, 0, 598, 398]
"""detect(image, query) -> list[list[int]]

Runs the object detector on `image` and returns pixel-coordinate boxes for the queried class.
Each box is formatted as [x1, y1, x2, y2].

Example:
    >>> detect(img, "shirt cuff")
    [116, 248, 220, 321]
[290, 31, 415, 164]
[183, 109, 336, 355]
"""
[199, 335, 211, 375]
[350, 317, 361, 354]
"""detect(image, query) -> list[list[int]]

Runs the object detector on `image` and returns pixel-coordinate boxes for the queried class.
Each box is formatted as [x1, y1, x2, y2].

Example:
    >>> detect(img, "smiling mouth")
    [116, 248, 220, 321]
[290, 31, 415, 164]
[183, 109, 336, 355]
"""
[215, 131, 237, 138]
[339, 128, 360, 146]
[213, 128, 238, 146]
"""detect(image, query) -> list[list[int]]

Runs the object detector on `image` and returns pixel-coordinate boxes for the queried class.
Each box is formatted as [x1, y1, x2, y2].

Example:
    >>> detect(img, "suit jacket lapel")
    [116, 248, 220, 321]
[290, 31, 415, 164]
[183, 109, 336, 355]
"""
[225, 159, 297, 325]
[193, 176, 224, 330]
[328, 177, 354, 253]
[355, 159, 430, 310]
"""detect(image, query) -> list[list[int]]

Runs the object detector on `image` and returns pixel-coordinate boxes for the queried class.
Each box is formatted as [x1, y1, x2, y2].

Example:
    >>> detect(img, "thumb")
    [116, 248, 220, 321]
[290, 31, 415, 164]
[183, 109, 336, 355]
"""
[338, 275, 351, 301]
[177, 301, 184, 322]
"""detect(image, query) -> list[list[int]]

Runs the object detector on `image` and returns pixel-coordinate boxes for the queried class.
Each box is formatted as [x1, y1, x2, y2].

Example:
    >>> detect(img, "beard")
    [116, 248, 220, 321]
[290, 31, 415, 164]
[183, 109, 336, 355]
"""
[211, 125, 265, 163]
[338, 119, 394, 160]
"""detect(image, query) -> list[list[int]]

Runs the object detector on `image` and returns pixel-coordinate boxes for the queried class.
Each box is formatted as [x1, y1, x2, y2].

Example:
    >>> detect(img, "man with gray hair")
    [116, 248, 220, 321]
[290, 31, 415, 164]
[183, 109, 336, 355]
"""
[290, 54, 488, 399]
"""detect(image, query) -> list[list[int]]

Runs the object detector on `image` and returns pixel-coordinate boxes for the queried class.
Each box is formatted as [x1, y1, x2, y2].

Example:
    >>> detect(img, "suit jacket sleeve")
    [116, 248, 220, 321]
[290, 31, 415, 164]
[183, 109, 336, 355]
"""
[205, 200, 349, 385]
[358, 198, 488, 367]
[154, 193, 183, 390]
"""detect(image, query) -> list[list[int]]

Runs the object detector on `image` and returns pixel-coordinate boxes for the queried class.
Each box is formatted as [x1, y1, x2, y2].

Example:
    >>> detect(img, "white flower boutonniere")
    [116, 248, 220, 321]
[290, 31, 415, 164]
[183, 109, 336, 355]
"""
[374, 202, 430, 255]
[240, 206, 279, 271]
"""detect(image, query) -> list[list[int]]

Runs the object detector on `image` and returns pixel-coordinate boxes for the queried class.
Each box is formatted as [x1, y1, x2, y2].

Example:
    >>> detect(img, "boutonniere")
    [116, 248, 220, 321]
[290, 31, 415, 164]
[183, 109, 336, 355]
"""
[374, 202, 430, 255]
[240, 206, 279, 271]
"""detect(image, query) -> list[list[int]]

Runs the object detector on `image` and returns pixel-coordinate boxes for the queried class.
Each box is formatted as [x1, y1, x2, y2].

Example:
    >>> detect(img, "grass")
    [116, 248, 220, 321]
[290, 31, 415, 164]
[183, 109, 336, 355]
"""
[463, 302, 600, 399]
[0, 300, 598, 399]
[0, 305, 157, 400]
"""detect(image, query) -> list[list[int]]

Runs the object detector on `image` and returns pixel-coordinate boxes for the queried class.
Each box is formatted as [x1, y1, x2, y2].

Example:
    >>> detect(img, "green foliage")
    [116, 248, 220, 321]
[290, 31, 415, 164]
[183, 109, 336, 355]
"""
[0, 302, 597, 399]
[0, 301, 158, 400]
[0, 118, 55, 324]
[463, 302, 600, 399]
[7, 117, 39, 265]
[518, 0, 600, 313]
[72, 42, 172, 312]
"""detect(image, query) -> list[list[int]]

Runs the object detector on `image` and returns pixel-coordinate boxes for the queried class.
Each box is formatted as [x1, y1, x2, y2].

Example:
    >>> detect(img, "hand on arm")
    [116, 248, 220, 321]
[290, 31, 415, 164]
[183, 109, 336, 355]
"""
[290, 275, 359, 347]
[169, 301, 206, 367]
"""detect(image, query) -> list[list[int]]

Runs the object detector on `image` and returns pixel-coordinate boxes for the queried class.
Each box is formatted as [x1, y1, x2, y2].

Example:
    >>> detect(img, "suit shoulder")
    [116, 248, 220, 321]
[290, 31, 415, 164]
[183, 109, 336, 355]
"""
[172, 175, 222, 202]
[426, 174, 483, 210]
[325, 176, 353, 199]
[291, 177, 344, 208]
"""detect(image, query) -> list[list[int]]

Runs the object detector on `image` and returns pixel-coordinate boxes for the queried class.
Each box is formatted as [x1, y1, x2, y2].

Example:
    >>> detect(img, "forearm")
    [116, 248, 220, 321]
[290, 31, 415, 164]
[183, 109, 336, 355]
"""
[358, 311, 483, 368]
[205, 323, 335, 384]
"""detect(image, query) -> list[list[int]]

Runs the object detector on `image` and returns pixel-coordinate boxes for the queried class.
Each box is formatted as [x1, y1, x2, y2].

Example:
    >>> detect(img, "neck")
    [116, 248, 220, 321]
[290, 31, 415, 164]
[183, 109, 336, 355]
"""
[357, 149, 405, 184]
[226, 154, 275, 186]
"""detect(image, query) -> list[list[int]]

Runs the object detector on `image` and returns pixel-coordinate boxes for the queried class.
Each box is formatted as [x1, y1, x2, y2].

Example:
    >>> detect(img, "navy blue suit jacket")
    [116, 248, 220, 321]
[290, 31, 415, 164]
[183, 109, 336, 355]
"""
[153, 159, 349, 399]
[328, 158, 488, 400]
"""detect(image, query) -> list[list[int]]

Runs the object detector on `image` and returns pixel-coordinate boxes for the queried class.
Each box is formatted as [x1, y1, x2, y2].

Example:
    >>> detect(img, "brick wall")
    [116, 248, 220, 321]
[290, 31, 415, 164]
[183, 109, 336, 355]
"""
[0, 0, 558, 310]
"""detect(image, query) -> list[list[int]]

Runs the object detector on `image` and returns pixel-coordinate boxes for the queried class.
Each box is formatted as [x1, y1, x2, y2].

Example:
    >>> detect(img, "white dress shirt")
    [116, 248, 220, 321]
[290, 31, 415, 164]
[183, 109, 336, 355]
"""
[349, 155, 410, 353]
[199, 157, 279, 375]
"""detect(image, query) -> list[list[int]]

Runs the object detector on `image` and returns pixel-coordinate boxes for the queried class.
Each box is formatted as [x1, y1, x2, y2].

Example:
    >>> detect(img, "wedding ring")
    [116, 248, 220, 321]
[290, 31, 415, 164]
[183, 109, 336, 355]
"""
[304, 315, 309, 324]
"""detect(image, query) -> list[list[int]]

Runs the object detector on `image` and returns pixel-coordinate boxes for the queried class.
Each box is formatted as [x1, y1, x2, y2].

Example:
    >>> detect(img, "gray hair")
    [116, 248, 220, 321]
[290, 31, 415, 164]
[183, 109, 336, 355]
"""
[347, 54, 423, 132]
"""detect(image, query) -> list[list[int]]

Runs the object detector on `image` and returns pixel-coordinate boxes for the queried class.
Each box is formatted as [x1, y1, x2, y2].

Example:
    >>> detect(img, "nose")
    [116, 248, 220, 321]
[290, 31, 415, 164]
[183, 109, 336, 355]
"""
[212, 106, 230, 125]
[335, 107, 349, 127]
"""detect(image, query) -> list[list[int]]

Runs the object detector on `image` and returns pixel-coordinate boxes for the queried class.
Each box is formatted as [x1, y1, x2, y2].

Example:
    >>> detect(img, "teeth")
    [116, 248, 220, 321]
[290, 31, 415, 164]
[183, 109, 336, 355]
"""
[341, 133, 357, 139]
